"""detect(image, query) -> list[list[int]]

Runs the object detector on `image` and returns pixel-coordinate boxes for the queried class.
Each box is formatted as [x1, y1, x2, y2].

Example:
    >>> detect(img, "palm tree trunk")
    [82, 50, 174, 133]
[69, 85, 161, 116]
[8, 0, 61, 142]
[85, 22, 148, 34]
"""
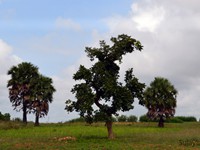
[158, 116, 164, 127]
[22, 101, 27, 124]
[106, 121, 114, 139]
[35, 112, 40, 126]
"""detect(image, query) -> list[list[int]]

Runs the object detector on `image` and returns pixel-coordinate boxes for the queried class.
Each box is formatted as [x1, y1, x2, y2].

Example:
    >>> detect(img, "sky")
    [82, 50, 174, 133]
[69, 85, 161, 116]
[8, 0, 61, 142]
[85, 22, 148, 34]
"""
[1, 0, 200, 123]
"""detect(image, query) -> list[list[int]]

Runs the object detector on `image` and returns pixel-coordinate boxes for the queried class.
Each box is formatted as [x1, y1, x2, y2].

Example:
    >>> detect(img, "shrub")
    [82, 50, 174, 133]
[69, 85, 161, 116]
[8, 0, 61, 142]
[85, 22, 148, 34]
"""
[165, 117, 184, 123]
[175, 116, 197, 122]
[67, 117, 85, 123]
[0, 112, 11, 121]
[127, 115, 137, 122]
[139, 114, 150, 122]
[117, 115, 127, 122]
[13, 117, 22, 122]
[111, 117, 117, 122]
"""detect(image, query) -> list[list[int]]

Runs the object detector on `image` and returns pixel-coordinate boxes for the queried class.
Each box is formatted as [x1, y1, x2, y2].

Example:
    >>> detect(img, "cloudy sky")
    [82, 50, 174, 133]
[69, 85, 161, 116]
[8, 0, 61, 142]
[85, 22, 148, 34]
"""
[1, 0, 200, 122]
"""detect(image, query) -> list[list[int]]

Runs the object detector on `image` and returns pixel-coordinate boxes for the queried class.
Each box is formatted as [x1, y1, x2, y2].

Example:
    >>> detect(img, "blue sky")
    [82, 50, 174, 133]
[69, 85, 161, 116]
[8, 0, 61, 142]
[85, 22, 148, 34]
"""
[1, 0, 134, 75]
[1, 0, 200, 122]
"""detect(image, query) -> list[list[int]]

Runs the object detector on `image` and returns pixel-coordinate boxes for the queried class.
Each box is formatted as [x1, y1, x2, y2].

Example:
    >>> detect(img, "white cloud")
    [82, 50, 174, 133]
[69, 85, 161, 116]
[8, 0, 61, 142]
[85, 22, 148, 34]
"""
[132, 4, 165, 32]
[101, 0, 200, 118]
[0, 39, 22, 73]
[0, 39, 12, 58]
[55, 17, 81, 31]
[0, 39, 22, 117]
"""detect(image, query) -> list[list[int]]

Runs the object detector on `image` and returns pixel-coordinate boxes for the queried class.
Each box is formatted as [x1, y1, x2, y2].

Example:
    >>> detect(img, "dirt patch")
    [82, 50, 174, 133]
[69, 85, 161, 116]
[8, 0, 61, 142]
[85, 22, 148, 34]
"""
[53, 136, 76, 142]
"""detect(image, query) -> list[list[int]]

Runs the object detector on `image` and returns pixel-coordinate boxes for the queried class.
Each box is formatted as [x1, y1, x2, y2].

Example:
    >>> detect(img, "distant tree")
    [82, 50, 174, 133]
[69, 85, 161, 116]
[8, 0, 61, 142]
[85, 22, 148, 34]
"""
[142, 77, 178, 127]
[139, 114, 150, 122]
[175, 116, 197, 122]
[3, 113, 11, 121]
[0, 112, 10, 121]
[117, 115, 127, 122]
[127, 115, 137, 122]
[31, 75, 56, 126]
[7, 62, 39, 124]
[65, 34, 145, 139]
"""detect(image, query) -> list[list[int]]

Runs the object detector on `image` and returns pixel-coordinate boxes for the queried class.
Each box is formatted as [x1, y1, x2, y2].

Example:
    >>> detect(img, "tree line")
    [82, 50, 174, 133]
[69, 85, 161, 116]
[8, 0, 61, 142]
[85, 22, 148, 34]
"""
[67, 115, 197, 123]
[6, 34, 178, 139]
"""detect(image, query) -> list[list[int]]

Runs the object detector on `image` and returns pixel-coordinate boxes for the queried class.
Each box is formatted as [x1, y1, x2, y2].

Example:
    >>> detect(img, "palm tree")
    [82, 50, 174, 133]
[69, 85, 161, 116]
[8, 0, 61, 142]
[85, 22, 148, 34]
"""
[142, 77, 178, 127]
[7, 62, 39, 124]
[31, 75, 56, 126]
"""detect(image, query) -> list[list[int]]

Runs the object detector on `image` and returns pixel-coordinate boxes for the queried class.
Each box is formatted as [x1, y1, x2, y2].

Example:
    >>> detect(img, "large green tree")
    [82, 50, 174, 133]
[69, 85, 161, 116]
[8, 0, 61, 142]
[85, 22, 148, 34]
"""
[7, 62, 55, 124]
[65, 34, 145, 139]
[142, 77, 178, 127]
[7, 62, 39, 123]
[31, 75, 56, 126]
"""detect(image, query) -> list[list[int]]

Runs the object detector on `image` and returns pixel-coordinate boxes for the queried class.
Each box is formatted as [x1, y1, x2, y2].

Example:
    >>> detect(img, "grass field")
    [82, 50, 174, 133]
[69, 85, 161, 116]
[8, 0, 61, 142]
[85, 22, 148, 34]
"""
[0, 121, 200, 150]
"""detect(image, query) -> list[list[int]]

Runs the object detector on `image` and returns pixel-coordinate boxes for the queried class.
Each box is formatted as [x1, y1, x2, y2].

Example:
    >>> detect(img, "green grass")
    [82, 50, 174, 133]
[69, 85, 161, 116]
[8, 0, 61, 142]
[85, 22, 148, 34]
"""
[0, 121, 200, 149]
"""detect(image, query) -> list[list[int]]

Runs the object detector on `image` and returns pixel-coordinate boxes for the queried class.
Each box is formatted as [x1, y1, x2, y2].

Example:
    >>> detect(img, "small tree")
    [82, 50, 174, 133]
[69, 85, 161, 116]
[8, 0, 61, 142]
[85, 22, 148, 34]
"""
[117, 115, 127, 122]
[127, 115, 137, 122]
[7, 62, 39, 124]
[0, 112, 10, 121]
[139, 114, 150, 122]
[65, 34, 145, 139]
[142, 77, 178, 127]
[31, 75, 56, 126]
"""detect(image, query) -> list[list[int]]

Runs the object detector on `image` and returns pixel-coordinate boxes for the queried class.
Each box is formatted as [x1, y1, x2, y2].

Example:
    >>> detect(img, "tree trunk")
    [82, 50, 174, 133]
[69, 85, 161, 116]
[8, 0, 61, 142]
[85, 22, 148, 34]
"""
[158, 116, 164, 127]
[106, 121, 114, 139]
[22, 101, 27, 124]
[35, 112, 40, 126]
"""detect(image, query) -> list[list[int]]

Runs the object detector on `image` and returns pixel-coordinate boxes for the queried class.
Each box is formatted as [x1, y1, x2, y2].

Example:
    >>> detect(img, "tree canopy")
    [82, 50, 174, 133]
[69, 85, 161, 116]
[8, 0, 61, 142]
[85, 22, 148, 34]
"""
[65, 34, 145, 138]
[142, 77, 178, 127]
[31, 74, 56, 126]
[7, 62, 39, 123]
[7, 62, 55, 125]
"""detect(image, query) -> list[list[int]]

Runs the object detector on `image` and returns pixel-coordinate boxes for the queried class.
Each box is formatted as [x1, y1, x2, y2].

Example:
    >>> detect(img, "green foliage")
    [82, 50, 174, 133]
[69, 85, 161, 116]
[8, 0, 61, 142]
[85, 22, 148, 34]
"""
[13, 117, 23, 122]
[0, 112, 10, 121]
[142, 77, 178, 127]
[115, 115, 138, 122]
[139, 114, 151, 122]
[127, 115, 137, 122]
[67, 117, 85, 123]
[65, 34, 145, 125]
[175, 116, 197, 122]
[140, 115, 197, 123]
[7, 62, 39, 113]
[165, 117, 184, 123]
[67, 116, 117, 123]
[117, 115, 127, 122]
[7, 62, 56, 124]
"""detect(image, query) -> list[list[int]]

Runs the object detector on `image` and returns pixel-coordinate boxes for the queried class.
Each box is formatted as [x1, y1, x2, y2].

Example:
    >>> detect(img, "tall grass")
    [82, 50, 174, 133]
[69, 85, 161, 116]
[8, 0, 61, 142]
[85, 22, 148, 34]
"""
[0, 121, 200, 149]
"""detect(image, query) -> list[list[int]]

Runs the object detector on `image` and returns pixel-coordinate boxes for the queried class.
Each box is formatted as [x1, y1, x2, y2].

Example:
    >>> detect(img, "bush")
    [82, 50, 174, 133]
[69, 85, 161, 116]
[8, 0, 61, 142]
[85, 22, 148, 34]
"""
[139, 115, 197, 123]
[67, 117, 85, 123]
[0, 112, 11, 121]
[13, 117, 22, 122]
[166, 117, 184, 123]
[139, 114, 150, 122]
[117, 115, 127, 122]
[127, 115, 137, 122]
[175, 116, 197, 122]
[111, 117, 117, 122]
